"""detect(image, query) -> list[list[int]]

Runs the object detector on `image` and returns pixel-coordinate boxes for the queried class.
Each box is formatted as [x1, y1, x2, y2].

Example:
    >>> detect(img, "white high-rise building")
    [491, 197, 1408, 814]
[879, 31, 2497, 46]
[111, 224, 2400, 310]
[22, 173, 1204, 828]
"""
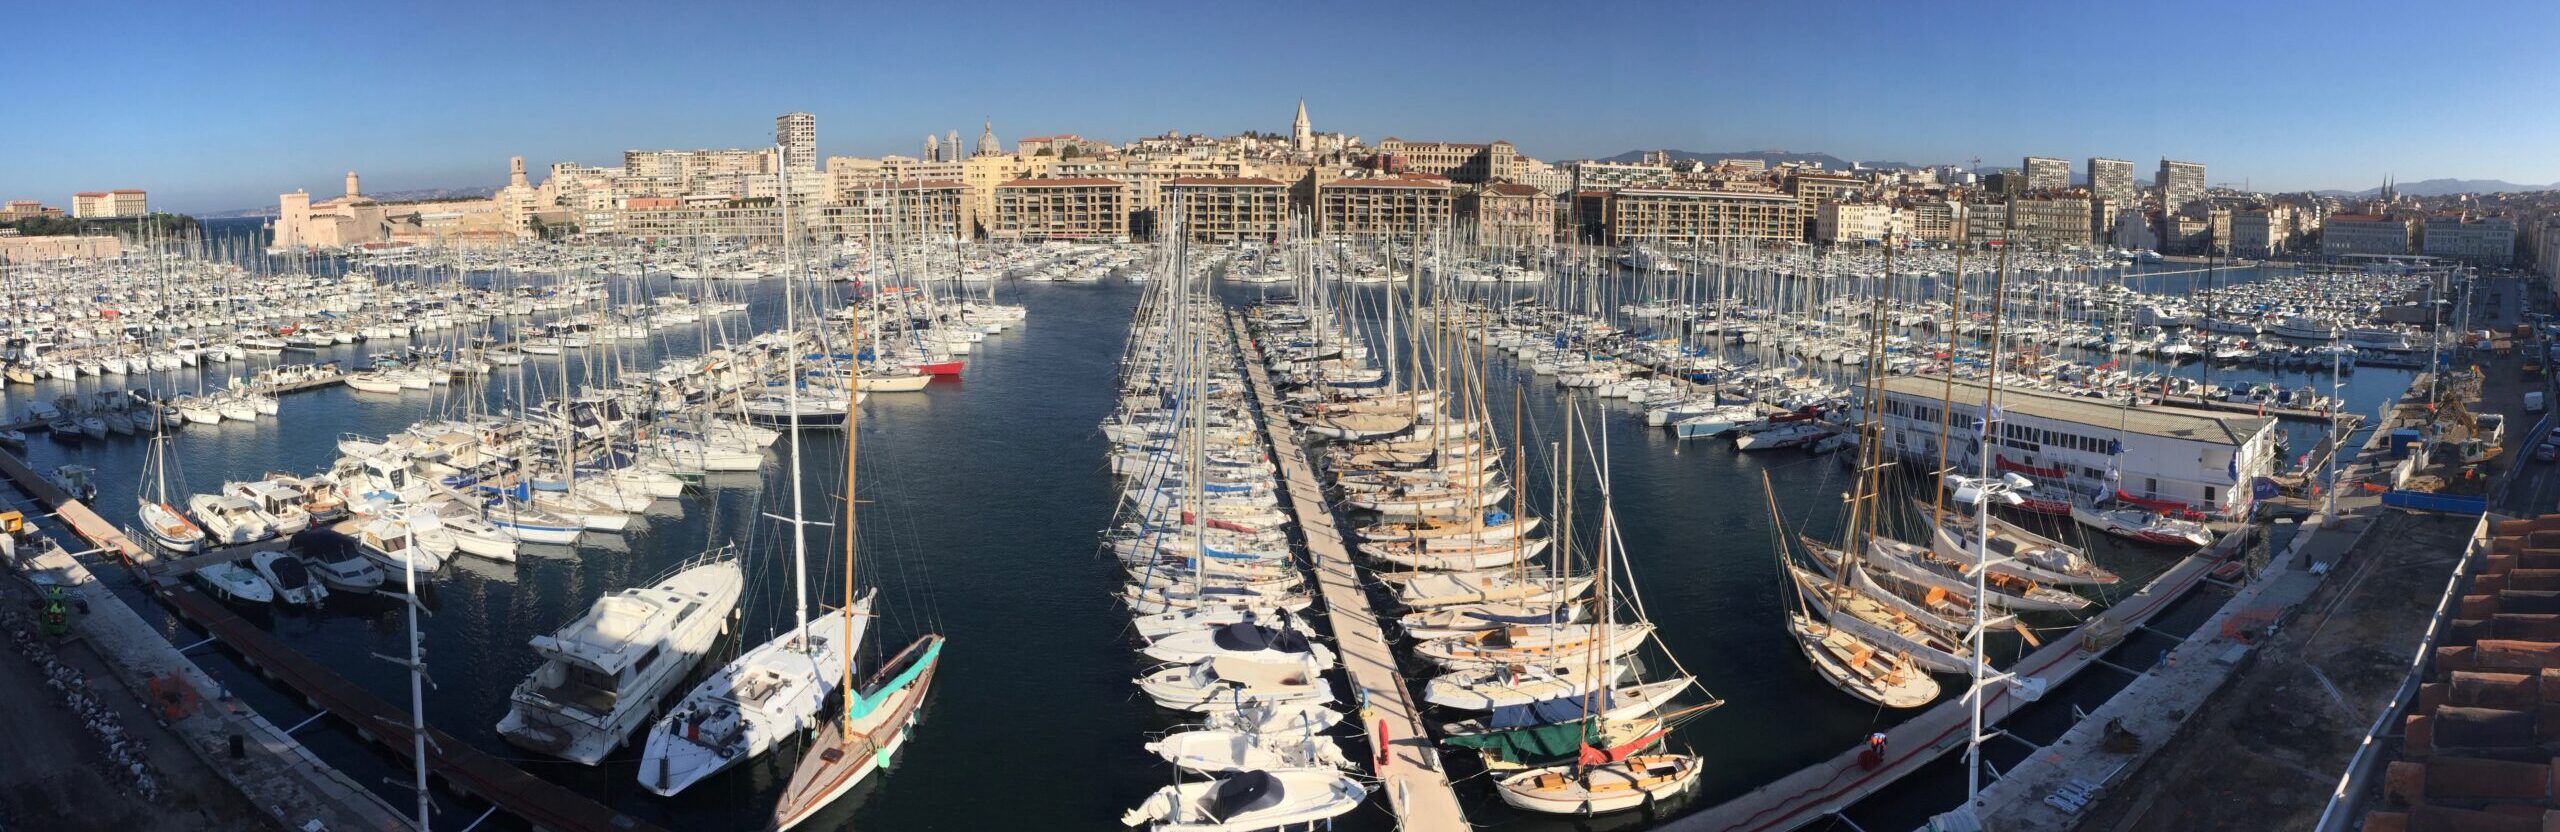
[2158, 159, 2206, 210]
[776, 112, 816, 173]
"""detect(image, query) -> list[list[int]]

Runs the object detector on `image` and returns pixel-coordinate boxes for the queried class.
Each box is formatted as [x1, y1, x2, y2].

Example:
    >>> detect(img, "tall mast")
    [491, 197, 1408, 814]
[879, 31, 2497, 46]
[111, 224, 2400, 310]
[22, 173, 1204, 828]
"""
[838, 281, 863, 743]
[778, 144, 813, 644]
[1964, 235, 2016, 811]
[1932, 244, 1967, 524]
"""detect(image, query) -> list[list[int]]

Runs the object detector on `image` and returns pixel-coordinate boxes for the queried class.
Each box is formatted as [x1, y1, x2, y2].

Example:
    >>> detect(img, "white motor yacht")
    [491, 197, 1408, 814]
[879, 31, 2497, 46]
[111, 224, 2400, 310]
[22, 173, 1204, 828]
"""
[497, 555, 744, 765]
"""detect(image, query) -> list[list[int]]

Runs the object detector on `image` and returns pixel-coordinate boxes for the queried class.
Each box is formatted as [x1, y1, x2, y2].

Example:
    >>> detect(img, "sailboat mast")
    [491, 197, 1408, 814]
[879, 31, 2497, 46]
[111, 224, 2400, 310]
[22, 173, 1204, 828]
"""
[1965, 236, 2015, 808]
[839, 292, 863, 743]
[779, 145, 812, 639]
[1932, 244, 1967, 524]
[402, 527, 430, 831]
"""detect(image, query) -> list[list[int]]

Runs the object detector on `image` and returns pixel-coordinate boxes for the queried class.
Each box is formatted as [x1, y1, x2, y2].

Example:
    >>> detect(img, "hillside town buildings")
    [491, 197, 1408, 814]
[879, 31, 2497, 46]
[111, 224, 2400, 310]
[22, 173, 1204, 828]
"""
[235, 101, 2557, 270]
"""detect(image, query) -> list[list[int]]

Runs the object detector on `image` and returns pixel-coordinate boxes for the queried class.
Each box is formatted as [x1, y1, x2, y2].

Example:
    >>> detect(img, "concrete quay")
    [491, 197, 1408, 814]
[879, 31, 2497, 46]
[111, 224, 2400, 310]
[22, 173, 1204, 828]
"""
[14, 532, 408, 832]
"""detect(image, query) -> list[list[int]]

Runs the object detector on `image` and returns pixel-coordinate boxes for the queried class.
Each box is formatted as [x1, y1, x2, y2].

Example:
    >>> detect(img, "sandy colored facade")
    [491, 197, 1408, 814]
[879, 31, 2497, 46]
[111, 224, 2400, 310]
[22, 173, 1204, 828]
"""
[1600, 186, 1800, 246]
[272, 172, 387, 250]
[70, 190, 146, 218]
[814, 180, 969, 242]
[1317, 174, 1454, 240]
[1161, 177, 1289, 242]
[0, 233, 120, 262]
[1459, 182, 1554, 247]
[990, 178, 1129, 241]
[962, 154, 1055, 236]
[0, 201, 63, 222]
[1374, 139, 1516, 183]
[619, 196, 786, 244]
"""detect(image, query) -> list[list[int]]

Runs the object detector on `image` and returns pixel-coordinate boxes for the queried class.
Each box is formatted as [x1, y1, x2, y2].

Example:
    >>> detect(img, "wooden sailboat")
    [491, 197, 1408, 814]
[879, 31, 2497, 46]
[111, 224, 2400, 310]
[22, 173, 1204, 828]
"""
[1491, 402, 1708, 814]
[772, 255, 946, 832]
[1776, 238, 1951, 708]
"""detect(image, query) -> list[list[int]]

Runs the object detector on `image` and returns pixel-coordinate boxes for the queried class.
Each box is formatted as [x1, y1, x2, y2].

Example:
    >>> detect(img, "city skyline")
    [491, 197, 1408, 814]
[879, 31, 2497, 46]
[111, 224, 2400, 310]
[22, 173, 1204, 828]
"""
[11, 0, 2560, 212]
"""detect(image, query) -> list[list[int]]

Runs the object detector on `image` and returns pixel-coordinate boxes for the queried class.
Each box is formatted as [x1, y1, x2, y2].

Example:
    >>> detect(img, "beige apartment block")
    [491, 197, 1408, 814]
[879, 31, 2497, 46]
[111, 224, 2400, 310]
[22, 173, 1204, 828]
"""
[1317, 174, 1455, 240]
[991, 178, 1130, 241]
[1160, 177, 1289, 242]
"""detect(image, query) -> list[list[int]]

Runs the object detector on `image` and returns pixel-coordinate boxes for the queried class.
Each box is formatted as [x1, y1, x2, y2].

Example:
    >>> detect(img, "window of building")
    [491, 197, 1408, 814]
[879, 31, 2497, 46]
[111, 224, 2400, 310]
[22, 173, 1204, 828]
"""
[2144, 477, 2157, 495]
[2204, 486, 2217, 503]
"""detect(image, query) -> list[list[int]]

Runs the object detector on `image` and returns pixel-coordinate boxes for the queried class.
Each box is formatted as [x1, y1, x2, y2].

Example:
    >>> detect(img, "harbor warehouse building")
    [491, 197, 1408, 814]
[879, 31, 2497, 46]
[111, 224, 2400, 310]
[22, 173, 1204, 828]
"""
[1863, 377, 2279, 516]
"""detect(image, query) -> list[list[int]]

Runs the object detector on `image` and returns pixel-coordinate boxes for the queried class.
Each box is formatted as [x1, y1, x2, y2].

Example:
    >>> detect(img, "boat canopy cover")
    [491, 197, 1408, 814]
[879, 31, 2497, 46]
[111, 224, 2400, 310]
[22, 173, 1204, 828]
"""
[1578, 727, 1671, 765]
[1486, 691, 1616, 730]
[1443, 718, 1594, 764]
[1210, 623, 1311, 654]
[1202, 771, 1285, 819]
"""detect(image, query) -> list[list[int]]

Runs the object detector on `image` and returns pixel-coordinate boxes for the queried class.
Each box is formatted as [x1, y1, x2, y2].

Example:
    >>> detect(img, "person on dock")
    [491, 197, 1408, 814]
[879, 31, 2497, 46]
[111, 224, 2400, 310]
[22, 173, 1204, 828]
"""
[1861, 732, 1888, 769]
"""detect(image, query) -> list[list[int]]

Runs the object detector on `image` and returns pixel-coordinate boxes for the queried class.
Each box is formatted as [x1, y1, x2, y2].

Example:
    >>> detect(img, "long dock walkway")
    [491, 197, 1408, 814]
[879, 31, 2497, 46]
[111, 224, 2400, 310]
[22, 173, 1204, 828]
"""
[1231, 313, 1470, 832]
[0, 444, 659, 832]
[0, 449, 408, 832]
[1669, 543, 2231, 832]
[162, 582, 666, 832]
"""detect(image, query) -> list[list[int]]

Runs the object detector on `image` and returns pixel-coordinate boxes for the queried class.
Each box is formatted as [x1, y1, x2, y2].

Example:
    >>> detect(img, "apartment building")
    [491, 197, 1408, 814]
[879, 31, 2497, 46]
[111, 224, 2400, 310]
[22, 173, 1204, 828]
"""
[1903, 200, 1959, 243]
[1316, 174, 1456, 240]
[2005, 195, 2094, 248]
[1564, 160, 1675, 192]
[1374, 138, 1516, 183]
[1816, 202, 1900, 244]
[2229, 207, 2287, 258]
[814, 180, 969, 242]
[619, 196, 787, 244]
[1050, 156, 1254, 218]
[2087, 157, 2137, 204]
[2158, 159, 2206, 210]
[622, 148, 775, 185]
[1160, 177, 1289, 243]
[990, 177, 1130, 241]
[1783, 172, 1862, 211]
[1600, 186, 1801, 246]
[2023, 156, 2071, 191]
[776, 112, 816, 174]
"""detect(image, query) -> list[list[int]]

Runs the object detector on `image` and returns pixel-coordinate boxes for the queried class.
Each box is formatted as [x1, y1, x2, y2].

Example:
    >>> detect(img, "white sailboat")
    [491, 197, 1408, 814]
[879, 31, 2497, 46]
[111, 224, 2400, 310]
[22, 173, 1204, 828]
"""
[643, 227, 876, 795]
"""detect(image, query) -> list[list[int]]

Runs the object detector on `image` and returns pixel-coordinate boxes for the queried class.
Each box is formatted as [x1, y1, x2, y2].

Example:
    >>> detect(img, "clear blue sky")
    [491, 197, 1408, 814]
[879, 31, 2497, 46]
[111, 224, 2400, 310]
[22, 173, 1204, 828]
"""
[9, 0, 2557, 213]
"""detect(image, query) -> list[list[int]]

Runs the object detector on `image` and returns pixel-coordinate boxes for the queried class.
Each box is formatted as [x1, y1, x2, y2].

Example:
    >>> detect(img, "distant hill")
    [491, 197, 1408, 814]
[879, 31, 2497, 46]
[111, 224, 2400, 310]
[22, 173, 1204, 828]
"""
[198, 185, 502, 219]
[1600, 149, 1919, 171]
[2314, 178, 2560, 198]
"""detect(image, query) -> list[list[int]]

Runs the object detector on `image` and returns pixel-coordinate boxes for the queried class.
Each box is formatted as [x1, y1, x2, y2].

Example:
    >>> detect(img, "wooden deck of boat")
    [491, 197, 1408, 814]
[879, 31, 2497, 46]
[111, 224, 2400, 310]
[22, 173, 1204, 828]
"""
[157, 581, 669, 832]
[1230, 312, 1471, 832]
[1664, 546, 2228, 832]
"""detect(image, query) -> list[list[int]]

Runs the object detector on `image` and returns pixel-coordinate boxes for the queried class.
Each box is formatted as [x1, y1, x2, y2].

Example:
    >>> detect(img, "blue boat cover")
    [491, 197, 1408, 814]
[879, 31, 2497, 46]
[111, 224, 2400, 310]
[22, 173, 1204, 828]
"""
[1487, 691, 1617, 729]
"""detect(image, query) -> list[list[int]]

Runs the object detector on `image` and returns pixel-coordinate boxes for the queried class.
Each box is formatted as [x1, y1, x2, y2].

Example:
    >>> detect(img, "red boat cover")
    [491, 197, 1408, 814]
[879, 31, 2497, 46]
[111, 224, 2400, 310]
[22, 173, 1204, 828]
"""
[1578, 727, 1670, 765]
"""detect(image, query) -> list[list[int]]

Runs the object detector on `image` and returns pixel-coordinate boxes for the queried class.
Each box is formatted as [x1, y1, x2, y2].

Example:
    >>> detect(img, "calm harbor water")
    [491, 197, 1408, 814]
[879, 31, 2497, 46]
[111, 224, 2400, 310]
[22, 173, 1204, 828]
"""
[4, 250, 2417, 831]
